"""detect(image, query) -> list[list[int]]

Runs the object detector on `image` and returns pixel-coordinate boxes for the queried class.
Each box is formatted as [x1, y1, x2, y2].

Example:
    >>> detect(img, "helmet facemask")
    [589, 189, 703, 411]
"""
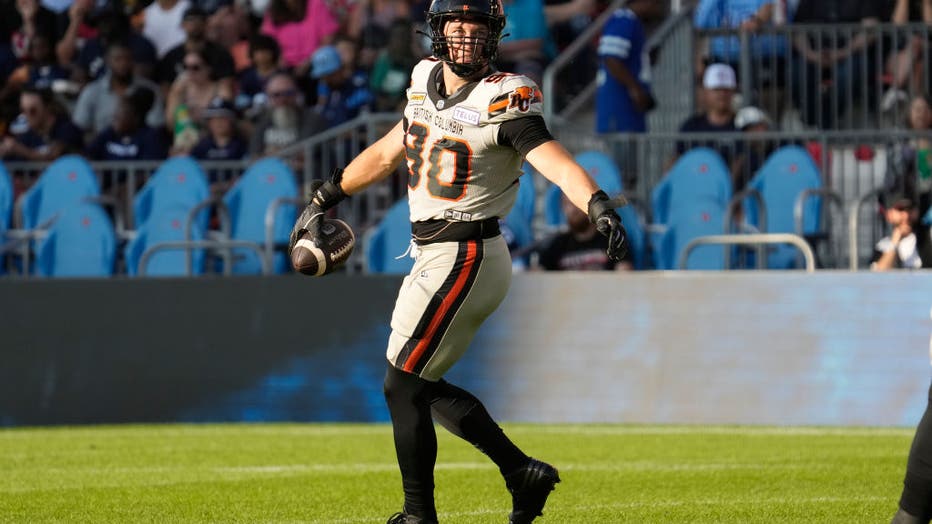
[427, 6, 505, 78]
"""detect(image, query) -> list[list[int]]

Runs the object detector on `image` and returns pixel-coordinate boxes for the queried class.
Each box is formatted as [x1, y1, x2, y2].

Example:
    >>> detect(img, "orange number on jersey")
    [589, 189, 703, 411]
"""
[404, 122, 472, 200]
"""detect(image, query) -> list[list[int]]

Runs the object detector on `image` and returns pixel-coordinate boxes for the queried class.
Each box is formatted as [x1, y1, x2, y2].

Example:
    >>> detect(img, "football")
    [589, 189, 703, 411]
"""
[290, 218, 356, 276]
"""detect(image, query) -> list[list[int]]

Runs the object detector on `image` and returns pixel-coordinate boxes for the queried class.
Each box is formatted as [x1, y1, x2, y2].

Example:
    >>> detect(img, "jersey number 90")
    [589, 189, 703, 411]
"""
[405, 122, 472, 201]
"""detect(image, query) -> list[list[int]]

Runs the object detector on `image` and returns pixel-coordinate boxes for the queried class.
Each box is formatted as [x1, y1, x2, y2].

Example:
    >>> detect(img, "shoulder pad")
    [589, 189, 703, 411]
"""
[483, 73, 543, 122]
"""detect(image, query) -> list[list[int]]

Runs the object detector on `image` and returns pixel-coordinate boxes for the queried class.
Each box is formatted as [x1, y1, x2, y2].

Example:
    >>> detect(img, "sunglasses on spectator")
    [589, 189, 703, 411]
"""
[269, 89, 298, 99]
[21, 105, 41, 115]
[184, 62, 205, 71]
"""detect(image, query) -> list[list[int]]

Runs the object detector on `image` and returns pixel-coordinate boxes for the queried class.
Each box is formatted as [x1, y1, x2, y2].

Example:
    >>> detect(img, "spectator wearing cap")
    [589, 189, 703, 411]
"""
[85, 87, 168, 161]
[73, 40, 165, 139]
[249, 71, 328, 158]
[189, 97, 248, 161]
[871, 192, 932, 270]
[311, 45, 373, 126]
[673, 63, 741, 166]
[156, 6, 235, 91]
[0, 86, 83, 161]
[260, 0, 338, 77]
[142, 0, 191, 59]
[733, 105, 781, 190]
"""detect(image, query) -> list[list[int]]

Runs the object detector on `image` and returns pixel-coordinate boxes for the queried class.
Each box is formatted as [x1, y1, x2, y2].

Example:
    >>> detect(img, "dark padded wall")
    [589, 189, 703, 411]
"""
[0, 276, 402, 425]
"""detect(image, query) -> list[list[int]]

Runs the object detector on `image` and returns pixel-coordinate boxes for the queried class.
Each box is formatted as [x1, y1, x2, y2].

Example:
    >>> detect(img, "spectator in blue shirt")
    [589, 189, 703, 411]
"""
[0, 86, 83, 161]
[596, 0, 655, 134]
[310, 45, 373, 126]
[85, 87, 168, 161]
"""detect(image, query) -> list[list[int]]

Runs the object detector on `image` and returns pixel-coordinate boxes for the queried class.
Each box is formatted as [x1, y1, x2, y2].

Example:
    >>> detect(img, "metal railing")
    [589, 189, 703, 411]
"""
[679, 233, 817, 272]
[138, 240, 269, 276]
[695, 22, 932, 130]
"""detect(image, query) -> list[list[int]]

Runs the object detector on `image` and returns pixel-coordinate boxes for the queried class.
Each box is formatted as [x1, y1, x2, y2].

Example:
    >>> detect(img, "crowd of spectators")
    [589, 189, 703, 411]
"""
[0, 0, 440, 170]
[2, 0, 931, 272]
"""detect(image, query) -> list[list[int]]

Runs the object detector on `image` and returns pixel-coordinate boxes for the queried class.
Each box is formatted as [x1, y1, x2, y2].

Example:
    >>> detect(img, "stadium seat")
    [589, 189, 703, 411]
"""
[658, 198, 726, 270]
[222, 158, 299, 274]
[0, 163, 13, 274]
[651, 147, 732, 226]
[365, 197, 414, 274]
[125, 205, 206, 276]
[544, 150, 623, 227]
[745, 145, 822, 269]
[34, 202, 116, 277]
[0, 162, 12, 232]
[16, 155, 99, 230]
[133, 157, 209, 230]
[619, 204, 647, 270]
[502, 165, 537, 265]
[650, 148, 732, 267]
[512, 161, 537, 226]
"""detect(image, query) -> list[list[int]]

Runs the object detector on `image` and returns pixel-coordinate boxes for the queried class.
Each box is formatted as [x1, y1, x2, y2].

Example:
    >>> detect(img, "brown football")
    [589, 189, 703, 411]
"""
[290, 218, 356, 276]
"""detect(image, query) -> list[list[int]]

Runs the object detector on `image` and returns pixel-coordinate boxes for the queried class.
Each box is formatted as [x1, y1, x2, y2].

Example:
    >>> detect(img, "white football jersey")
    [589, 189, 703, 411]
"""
[402, 58, 543, 223]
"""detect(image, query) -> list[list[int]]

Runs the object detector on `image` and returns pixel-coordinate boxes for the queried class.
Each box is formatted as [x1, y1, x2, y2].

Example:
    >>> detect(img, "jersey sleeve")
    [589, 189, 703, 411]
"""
[484, 74, 545, 126]
[598, 12, 635, 60]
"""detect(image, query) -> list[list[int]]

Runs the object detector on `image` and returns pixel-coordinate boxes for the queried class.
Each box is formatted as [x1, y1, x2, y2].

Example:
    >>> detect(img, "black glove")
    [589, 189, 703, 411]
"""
[288, 169, 347, 255]
[587, 190, 628, 262]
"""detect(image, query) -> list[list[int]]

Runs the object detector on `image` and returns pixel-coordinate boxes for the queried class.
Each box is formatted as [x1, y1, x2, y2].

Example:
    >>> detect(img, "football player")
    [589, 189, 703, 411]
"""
[289, 0, 628, 521]
[892, 383, 932, 523]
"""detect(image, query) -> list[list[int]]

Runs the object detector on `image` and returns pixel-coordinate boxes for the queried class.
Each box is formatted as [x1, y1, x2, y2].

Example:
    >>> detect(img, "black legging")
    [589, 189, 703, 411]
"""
[383, 362, 528, 518]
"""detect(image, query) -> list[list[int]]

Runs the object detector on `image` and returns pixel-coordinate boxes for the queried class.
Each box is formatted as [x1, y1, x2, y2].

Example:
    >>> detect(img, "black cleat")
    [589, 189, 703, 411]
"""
[386, 512, 438, 524]
[891, 508, 930, 524]
[504, 458, 561, 524]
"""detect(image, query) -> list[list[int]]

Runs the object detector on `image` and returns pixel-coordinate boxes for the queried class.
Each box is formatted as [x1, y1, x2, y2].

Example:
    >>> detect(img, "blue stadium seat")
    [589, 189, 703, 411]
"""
[502, 164, 537, 262]
[0, 163, 11, 274]
[17, 155, 99, 230]
[133, 157, 209, 230]
[125, 205, 206, 276]
[658, 198, 726, 270]
[0, 162, 12, 232]
[650, 148, 732, 267]
[544, 150, 624, 227]
[651, 147, 732, 226]
[365, 197, 414, 274]
[511, 162, 537, 226]
[619, 205, 647, 270]
[34, 202, 115, 277]
[745, 145, 822, 269]
[223, 158, 299, 274]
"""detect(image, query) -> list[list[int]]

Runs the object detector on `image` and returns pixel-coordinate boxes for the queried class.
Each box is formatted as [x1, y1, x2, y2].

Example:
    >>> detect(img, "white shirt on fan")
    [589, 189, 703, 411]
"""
[143, 0, 191, 59]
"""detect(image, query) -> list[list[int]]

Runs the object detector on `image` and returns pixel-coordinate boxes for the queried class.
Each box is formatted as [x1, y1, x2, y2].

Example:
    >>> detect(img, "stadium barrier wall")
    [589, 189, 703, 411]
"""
[1, 272, 930, 427]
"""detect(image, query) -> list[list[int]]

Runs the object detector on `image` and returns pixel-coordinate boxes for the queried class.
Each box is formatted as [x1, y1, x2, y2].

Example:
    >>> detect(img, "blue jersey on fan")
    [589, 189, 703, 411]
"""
[596, 8, 650, 133]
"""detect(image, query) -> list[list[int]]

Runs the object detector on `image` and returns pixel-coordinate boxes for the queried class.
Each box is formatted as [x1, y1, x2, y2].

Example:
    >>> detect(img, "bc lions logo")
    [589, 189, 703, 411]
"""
[507, 86, 542, 112]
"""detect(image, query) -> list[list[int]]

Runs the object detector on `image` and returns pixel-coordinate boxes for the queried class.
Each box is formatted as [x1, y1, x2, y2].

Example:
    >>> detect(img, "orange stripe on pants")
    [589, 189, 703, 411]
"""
[403, 240, 478, 372]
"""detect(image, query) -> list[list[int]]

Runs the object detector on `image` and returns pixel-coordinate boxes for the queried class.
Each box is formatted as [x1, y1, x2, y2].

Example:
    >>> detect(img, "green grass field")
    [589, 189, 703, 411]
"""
[0, 423, 916, 523]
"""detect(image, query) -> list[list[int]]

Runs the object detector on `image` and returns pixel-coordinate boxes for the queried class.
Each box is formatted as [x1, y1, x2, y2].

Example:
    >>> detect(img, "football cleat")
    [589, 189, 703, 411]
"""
[505, 458, 561, 523]
[386, 512, 438, 524]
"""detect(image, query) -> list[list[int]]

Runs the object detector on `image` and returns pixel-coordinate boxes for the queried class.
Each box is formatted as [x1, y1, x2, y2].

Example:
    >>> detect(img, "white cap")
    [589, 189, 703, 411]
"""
[735, 106, 772, 130]
[703, 63, 737, 90]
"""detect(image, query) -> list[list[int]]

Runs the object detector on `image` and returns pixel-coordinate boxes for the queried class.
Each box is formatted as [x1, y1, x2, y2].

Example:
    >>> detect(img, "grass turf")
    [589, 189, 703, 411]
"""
[0, 423, 915, 523]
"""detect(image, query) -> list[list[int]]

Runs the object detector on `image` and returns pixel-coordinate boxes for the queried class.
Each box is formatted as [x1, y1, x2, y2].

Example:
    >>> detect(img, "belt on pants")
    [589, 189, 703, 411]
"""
[411, 217, 501, 245]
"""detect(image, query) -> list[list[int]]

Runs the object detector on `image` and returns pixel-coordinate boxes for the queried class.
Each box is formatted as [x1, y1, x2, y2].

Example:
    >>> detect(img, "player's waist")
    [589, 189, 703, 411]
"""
[411, 217, 500, 245]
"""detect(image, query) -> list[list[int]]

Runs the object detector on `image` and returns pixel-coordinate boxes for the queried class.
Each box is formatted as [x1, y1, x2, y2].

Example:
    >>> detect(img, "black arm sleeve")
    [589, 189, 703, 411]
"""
[497, 115, 554, 157]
